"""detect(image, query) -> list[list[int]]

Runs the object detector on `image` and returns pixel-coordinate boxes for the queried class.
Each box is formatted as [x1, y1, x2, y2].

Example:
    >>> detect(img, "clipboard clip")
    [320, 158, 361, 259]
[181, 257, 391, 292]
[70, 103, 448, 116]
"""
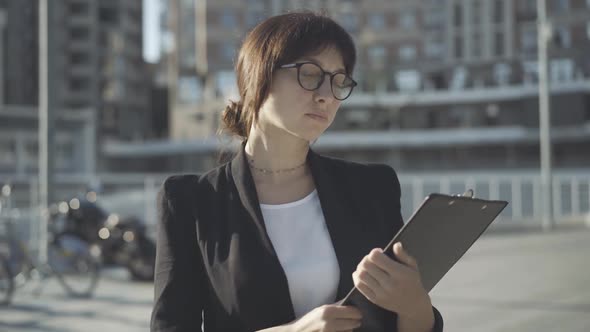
[459, 189, 474, 198]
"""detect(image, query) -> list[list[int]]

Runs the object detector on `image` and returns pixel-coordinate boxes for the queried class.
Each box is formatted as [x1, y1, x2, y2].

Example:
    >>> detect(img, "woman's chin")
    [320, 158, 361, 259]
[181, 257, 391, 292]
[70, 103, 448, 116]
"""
[298, 130, 324, 143]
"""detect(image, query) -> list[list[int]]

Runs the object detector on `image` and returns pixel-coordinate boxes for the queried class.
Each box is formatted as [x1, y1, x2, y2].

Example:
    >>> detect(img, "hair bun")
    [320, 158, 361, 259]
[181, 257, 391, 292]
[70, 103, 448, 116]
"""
[221, 100, 247, 138]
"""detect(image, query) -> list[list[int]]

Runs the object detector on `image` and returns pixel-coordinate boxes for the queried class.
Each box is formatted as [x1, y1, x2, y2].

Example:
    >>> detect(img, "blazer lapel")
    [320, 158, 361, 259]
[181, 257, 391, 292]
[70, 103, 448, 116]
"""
[307, 149, 375, 301]
[229, 143, 296, 323]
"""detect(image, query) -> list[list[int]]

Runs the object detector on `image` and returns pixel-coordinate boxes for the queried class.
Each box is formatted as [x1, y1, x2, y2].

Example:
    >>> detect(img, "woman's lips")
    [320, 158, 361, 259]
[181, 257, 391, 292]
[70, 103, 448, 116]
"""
[305, 113, 328, 122]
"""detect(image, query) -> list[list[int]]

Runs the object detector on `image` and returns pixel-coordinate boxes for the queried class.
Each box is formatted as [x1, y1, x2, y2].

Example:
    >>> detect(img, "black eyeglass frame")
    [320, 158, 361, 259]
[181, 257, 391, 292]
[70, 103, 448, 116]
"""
[278, 62, 358, 101]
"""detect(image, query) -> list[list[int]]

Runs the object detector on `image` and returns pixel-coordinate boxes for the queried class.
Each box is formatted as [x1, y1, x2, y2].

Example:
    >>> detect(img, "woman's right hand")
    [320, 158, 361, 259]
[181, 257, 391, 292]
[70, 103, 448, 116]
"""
[288, 304, 362, 332]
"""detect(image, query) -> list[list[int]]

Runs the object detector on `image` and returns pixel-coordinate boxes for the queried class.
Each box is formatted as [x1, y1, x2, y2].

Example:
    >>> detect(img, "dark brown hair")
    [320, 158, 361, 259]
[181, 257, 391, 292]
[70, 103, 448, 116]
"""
[219, 11, 357, 140]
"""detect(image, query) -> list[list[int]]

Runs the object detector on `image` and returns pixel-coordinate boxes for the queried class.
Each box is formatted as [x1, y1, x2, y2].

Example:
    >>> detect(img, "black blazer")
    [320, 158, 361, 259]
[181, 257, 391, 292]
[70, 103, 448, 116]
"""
[150, 145, 444, 332]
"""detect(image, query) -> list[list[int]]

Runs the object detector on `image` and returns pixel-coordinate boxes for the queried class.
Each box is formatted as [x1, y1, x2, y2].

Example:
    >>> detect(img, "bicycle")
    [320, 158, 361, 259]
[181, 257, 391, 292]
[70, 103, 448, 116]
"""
[0, 251, 13, 305]
[0, 184, 101, 305]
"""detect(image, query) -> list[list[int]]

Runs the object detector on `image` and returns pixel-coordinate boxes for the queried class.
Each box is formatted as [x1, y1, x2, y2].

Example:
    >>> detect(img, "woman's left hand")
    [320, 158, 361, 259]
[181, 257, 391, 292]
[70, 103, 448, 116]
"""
[352, 242, 434, 326]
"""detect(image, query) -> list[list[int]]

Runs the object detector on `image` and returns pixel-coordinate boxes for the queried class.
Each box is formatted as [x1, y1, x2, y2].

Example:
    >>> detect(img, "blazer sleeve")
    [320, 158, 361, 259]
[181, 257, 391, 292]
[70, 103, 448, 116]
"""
[150, 176, 207, 332]
[378, 165, 444, 332]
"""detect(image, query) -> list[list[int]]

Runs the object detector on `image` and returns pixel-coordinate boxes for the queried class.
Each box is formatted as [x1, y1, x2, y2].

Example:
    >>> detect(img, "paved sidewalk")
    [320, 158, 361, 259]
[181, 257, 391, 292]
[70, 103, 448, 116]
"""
[0, 269, 152, 332]
[1, 226, 589, 332]
[431, 226, 590, 332]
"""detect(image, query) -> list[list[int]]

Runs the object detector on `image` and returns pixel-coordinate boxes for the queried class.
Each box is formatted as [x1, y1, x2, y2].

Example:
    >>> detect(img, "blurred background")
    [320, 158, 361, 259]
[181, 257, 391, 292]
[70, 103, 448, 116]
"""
[0, 0, 589, 331]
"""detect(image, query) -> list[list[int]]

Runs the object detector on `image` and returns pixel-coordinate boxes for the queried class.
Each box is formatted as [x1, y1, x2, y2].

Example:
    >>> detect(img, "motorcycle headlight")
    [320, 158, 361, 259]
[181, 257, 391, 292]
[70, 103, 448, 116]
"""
[123, 231, 135, 243]
[98, 227, 111, 240]
[58, 201, 69, 214]
[106, 214, 120, 228]
[89, 244, 102, 258]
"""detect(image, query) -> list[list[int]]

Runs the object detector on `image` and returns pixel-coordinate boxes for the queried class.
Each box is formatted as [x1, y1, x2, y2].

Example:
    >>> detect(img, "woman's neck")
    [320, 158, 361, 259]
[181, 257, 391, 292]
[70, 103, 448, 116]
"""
[244, 126, 310, 184]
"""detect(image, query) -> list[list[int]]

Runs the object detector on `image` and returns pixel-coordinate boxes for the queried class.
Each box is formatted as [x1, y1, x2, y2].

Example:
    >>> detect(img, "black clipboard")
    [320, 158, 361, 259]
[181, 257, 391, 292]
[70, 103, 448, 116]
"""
[339, 191, 508, 331]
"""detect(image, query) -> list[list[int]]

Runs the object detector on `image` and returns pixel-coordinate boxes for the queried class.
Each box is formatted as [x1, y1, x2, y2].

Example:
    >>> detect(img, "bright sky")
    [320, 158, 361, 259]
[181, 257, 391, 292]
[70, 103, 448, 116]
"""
[143, 0, 160, 63]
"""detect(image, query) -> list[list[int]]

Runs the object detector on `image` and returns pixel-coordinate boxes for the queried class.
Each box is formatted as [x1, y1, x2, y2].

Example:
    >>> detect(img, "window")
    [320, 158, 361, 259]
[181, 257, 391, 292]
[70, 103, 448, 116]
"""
[493, 0, 504, 23]
[70, 52, 90, 65]
[69, 77, 90, 91]
[519, 0, 536, 14]
[454, 3, 463, 27]
[550, 58, 574, 82]
[216, 71, 238, 99]
[423, 9, 444, 28]
[368, 13, 386, 30]
[245, 11, 264, 28]
[523, 61, 538, 84]
[395, 70, 421, 92]
[472, 0, 482, 26]
[220, 10, 237, 29]
[56, 142, 74, 170]
[70, 28, 90, 40]
[340, 13, 359, 32]
[521, 27, 537, 56]
[554, 26, 571, 48]
[550, 0, 569, 13]
[368, 46, 386, 67]
[25, 142, 38, 167]
[493, 63, 511, 86]
[494, 32, 505, 56]
[0, 141, 16, 165]
[398, 10, 416, 30]
[424, 38, 444, 59]
[472, 33, 482, 58]
[180, 46, 196, 68]
[247, 0, 264, 8]
[69, 2, 89, 15]
[484, 104, 500, 126]
[99, 8, 119, 24]
[450, 67, 468, 90]
[398, 45, 417, 62]
[454, 36, 463, 58]
[178, 76, 201, 104]
[220, 44, 235, 62]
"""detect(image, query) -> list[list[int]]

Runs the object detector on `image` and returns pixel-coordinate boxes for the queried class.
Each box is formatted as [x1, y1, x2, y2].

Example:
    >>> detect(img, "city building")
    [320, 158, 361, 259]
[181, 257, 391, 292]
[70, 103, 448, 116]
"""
[105, 0, 590, 172]
[0, 0, 152, 178]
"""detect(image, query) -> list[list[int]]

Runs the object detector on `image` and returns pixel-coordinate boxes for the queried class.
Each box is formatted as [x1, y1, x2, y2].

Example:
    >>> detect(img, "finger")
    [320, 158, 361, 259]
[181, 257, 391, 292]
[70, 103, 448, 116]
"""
[330, 318, 362, 331]
[393, 242, 419, 271]
[325, 305, 362, 320]
[357, 258, 389, 286]
[354, 277, 377, 302]
[353, 269, 381, 293]
[367, 248, 405, 276]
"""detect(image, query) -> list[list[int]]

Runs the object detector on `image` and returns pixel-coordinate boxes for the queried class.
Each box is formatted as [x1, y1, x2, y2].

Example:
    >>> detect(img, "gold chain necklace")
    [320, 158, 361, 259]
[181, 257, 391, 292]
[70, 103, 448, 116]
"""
[248, 159, 307, 174]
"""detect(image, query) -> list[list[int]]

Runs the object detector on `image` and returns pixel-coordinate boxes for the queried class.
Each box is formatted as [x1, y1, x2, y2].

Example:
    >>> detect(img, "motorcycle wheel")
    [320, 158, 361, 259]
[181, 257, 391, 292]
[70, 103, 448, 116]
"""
[127, 237, 155, 281]
[0, 253, 14, 305]
[49, 232, 101, 298]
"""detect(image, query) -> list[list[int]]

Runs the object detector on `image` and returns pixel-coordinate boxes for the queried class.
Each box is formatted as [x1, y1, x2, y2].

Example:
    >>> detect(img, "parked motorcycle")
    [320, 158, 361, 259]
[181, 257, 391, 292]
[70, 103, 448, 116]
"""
[52, 194, 155, 281]
[97, 214, 155, 281]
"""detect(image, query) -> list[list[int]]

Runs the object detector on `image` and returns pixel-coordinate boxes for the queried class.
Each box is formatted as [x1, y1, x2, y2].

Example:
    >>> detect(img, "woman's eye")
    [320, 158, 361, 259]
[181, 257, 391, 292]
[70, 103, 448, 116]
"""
[302, 72, 320, 77]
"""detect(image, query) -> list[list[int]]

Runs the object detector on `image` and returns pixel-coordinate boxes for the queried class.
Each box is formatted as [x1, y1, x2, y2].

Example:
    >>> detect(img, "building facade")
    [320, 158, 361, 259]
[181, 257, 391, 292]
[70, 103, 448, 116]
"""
[107, 0, 590, 172]
[0, 0, 152, 177]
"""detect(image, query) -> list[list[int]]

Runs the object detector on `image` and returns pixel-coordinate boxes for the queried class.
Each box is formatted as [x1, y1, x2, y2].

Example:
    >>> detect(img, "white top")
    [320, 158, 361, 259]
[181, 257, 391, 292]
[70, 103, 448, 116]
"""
[260, 189, 340, 318]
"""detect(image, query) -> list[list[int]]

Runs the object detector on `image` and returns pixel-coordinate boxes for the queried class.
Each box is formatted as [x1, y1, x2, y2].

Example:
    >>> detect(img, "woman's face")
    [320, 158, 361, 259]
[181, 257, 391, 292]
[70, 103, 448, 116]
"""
[256, 46, 346, 142]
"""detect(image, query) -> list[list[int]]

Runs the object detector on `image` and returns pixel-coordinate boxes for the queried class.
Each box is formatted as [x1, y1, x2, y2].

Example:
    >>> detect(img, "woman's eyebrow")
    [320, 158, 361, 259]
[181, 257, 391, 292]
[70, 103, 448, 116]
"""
[298, 57, 346, 73]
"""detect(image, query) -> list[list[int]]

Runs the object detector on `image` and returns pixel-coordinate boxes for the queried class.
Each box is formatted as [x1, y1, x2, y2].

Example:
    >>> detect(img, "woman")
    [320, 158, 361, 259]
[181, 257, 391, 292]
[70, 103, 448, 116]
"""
[151, 11, 443, 332]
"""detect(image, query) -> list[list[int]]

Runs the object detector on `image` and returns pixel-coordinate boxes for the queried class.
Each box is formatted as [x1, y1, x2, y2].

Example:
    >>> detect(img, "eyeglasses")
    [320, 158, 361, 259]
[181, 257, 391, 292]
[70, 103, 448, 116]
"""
[278, 62, 357, 101]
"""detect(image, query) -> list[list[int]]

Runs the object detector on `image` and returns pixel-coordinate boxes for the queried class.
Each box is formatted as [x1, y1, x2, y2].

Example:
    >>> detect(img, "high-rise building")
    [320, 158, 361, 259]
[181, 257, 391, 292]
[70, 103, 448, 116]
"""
[163, 0, 276, 139]
[326, 0, 590, 170]
[108, 0, 590, 172]
[0, 0, 152, 176]
[58, 0, 150, 143]
[0, 0, 38, 106]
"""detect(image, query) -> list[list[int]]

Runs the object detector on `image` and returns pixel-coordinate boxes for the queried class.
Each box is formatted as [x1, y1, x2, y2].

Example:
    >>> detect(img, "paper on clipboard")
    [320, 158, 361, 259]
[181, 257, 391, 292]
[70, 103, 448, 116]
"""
[339, 192, 508, 331]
